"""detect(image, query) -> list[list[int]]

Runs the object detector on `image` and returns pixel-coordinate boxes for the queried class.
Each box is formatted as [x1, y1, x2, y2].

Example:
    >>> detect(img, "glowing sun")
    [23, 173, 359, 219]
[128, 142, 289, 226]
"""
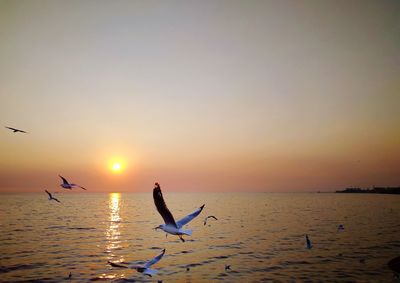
[108, 158, 125, 174]
[112, 163, 121, 171]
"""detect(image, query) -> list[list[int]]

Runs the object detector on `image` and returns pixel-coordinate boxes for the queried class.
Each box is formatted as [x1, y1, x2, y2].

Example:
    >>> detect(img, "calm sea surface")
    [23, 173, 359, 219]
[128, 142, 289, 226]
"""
[0, 192, 399, 282]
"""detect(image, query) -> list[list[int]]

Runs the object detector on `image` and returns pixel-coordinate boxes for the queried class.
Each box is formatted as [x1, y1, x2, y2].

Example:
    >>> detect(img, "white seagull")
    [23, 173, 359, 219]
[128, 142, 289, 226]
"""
[153, 182, 205, 242]
[59, 175, 86, 190]
[108, 249, 165, 277]
[5, 126, 28, 133]
[203, 215, 218, 226]
[45, 190, 61, 203]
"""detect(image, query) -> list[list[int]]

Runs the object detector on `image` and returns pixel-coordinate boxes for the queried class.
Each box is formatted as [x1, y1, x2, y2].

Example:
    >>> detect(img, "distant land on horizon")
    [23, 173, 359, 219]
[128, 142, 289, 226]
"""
[336, 187, 400, 195]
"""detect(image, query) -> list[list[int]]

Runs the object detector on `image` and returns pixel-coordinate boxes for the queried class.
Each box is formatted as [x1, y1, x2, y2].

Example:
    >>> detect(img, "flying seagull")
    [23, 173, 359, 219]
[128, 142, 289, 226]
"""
[337, 224, 345, 231]
[45, 190, 61, 203]
[225, 265, 231, 271]
[153, 182, 204, 242]
[306, 234, 312, 249]
[59, 175, 86, 190]
[5, 126, 27, 133]
[203, 215, 218, 226]
[108, 249, 165, 277]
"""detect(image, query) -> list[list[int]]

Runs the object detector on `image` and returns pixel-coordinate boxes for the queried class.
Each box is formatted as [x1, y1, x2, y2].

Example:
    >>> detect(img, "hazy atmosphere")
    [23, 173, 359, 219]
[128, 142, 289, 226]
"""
[1, 0, 399, 192]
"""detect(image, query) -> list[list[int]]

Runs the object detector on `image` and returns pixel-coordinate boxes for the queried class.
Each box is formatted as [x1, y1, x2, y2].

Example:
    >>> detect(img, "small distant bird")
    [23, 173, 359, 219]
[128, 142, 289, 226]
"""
[306, 234, 313, 249]
[186, 267, 190, 271]
[153, 183, 205, 242]
[5, 126, 27, 133]
[108, 249, 165, 277]
[68, 272, 72, 280]
[225, 264, 231, 271]
[337, 224, 345, 231]
[203, 215, 218, 226]
[45, 190, 61, 203]
[59, 175, 86, 190]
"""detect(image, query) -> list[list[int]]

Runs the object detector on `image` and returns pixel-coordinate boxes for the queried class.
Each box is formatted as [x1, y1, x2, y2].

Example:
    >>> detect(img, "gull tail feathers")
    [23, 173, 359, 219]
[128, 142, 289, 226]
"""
[144, 268, 157, 276]
[180, 229, 192, 236]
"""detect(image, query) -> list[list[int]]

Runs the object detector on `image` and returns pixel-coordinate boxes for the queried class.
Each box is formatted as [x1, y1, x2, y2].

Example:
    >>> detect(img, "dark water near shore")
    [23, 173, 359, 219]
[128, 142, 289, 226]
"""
[0, 192, 399, 282]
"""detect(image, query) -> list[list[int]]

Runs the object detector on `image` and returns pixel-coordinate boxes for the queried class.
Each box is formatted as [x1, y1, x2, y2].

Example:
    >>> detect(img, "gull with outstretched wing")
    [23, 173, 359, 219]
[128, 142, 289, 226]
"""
[59, 175, 86, 190]
[108, 249, 165, 277]
[203, 215, 218, 226]
[153, 182, 204, 242]
[5, 126, 28, 133]
[45, 190, 61, 203]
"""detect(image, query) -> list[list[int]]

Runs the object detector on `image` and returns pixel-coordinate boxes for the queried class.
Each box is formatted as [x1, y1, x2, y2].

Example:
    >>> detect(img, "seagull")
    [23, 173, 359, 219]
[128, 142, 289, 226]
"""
[225, 264, 231, 271]
[59, 175, 86, 190]
[108, 249, 165, 277]
[68, 272, 72, 280]
[153, 182, 205, 242]
[45, 190, 61, 203]
[337, 224, 345, 231]
[5, 126, 27, 133]
[203, 215, 218, 226]
[306, 234, 312, 249]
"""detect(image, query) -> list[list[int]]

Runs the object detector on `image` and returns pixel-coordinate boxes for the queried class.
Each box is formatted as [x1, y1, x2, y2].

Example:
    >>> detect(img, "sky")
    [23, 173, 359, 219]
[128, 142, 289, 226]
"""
[0, 0, 399, 192]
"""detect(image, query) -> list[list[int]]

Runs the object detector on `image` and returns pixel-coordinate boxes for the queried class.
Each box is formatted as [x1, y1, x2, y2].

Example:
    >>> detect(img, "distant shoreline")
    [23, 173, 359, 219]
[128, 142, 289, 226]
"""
[336, 187, 400, 195]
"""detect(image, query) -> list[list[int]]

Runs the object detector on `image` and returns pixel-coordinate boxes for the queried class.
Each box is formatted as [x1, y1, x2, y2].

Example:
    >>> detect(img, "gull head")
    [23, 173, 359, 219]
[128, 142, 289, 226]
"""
[154, 224, 165, 231]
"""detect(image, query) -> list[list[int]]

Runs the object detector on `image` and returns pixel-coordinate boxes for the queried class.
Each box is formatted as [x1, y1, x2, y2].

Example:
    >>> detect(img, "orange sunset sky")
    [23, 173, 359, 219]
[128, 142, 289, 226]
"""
[0, 0, 399, 192]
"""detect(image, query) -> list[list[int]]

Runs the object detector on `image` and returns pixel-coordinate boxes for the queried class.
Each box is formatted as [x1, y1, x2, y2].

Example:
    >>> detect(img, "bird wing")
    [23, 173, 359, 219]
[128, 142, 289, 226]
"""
[176, 204, 205, 228]
[59, 175, 69, 185]
[108, 261, 128, 268]
[144, 249, 165, 268]
[45, 190, 52, 198]
[53, 197, 61, 203]
[207, 215, 218, 221]
[153, 185, 177, 227]
[71, 184, 86, 190]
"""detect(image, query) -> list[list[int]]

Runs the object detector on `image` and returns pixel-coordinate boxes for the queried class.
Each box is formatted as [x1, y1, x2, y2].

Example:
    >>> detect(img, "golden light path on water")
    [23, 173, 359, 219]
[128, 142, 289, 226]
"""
[104, 193, 123, 280]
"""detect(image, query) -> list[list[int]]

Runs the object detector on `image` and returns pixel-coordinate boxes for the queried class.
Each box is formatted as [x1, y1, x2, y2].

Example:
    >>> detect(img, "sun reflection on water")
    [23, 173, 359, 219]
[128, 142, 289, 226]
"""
[106, 193, 122, 259]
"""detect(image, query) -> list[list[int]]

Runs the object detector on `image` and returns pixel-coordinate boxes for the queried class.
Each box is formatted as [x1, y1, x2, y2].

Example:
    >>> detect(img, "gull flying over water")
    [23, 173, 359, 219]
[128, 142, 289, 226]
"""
[59, 175, 86, 190]
[153, 182, 204, 242]
[5, 126, 28, 133]
[203, 215, 218, 226]
[108, 249, 165, 277]
[45, 190, 61, 203]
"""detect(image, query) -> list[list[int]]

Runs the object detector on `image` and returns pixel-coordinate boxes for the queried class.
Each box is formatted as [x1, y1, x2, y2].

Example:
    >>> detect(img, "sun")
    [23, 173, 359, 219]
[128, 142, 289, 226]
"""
[108, 158, 125, 174]
[112, 163, 121, 171]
